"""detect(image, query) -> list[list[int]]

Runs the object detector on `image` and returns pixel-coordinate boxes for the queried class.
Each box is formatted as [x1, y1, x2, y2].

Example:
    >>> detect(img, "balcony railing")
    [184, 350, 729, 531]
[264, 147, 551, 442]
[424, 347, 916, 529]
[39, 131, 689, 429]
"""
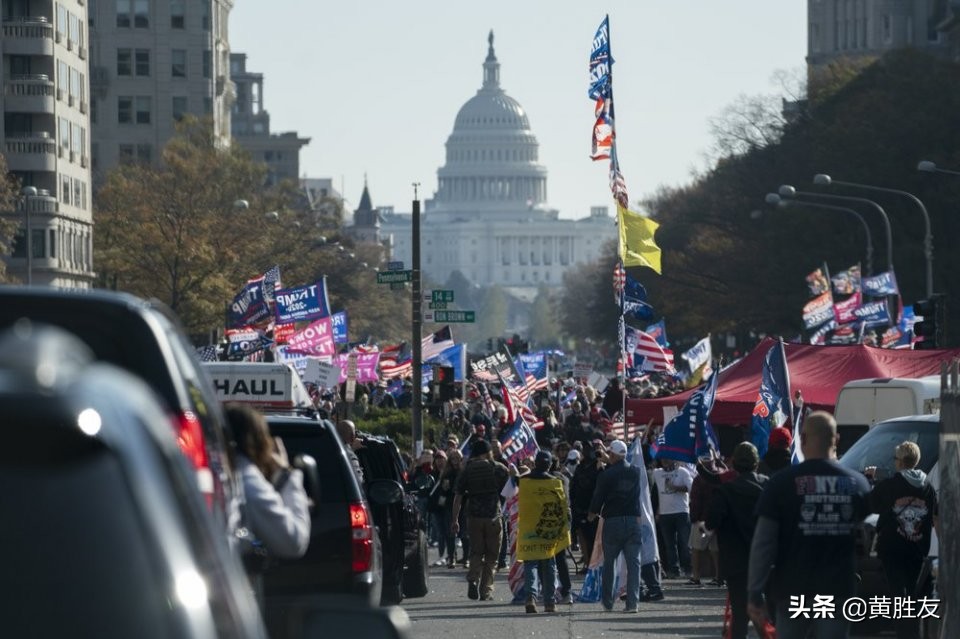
[5, 133, 57, 156]
[2, 17, 54, 40]
[4, 75, 55, 97]
[15, 190, 59, 215]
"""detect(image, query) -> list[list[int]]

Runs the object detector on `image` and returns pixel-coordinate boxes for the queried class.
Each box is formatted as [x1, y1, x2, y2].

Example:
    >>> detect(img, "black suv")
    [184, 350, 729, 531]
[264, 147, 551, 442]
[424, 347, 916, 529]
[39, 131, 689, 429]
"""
[261, 415, 382, 619]
[0, 287, 240, 533]
[0, 325, 266, 638]
[355, 434, 430, 604]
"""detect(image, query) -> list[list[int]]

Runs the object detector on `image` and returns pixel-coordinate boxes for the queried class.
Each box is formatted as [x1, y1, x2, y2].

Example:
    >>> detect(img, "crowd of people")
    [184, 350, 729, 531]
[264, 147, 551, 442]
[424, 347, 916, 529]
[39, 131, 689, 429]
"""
[401, 378, 938, 639]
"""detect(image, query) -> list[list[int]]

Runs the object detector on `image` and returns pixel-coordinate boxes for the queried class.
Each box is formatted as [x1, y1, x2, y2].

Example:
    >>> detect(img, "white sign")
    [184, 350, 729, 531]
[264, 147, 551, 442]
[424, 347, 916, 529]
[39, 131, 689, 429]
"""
[573, 362, 593, 380]
[304, 359, 341, 389]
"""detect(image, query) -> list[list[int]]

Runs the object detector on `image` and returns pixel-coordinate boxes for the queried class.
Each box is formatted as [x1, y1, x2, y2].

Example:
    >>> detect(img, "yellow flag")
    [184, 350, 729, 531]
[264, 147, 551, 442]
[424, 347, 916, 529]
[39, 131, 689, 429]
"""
[517, 477, 571, 561]
[617, 204, 661, 273]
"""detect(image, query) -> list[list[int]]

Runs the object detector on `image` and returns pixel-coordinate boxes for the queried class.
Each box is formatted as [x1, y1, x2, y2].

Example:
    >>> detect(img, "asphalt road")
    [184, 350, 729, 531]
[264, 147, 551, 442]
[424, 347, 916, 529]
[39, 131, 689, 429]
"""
[402, 549, 896, 638]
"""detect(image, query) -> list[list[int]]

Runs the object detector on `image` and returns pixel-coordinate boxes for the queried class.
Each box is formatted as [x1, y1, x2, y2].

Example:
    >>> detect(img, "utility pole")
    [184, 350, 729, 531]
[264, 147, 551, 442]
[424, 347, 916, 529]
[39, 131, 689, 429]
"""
[411, 183, 423, 456]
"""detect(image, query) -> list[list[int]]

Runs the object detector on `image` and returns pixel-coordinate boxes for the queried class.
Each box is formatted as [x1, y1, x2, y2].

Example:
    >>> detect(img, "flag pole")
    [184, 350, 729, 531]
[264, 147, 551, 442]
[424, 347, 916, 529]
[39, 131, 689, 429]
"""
[412, 185, 423, 457]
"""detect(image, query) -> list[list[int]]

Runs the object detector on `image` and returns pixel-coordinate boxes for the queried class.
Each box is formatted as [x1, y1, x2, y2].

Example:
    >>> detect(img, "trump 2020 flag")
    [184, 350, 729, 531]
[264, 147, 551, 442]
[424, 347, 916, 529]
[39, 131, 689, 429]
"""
[227, 278, 272, 328]
[750, 339, 793, 458]
[652, 371, 720, 463]
[274, 279, 332, 324]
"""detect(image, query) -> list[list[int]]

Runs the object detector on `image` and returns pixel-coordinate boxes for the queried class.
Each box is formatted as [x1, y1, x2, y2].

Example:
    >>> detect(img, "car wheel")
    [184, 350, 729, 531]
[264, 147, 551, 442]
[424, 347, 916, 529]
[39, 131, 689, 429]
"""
[402, 529, 429, 598]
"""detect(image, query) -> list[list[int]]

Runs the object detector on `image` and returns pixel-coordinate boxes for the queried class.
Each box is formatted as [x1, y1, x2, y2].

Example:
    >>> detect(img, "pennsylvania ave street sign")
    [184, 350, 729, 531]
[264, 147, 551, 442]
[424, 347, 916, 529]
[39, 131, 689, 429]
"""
[377, 270, 412, 284]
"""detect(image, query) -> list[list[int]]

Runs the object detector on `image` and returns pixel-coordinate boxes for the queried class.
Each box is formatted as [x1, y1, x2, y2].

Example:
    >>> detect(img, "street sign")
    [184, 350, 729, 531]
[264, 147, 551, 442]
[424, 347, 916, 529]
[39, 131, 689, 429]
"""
[387, 261, 405, 271]
[390, 282, 406, 290]
[428, 302, 448, 310]
[377, 270, 412, 284]
[428, 290, 455, 303]
[432, 310, 475, 323]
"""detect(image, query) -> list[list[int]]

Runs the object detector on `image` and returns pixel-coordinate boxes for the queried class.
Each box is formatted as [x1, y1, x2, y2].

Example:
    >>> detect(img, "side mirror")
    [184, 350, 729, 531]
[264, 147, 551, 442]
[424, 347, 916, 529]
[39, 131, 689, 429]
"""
[292, 454, 320, 514]
[367, 479, 404, 506]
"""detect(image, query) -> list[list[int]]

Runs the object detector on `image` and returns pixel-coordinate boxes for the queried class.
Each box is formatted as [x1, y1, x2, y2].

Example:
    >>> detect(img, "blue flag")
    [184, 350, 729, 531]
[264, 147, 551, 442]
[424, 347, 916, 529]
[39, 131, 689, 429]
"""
[498, 416, 540, 466]
[331, 311, 348, 343]
[750, 340, 793, 458]
[651, 371, 720, 463]
[426, 343, 466, 382]
[644, 320, 668, 348]
[227, 279, 272, 328]
[274, 279, 332, 324]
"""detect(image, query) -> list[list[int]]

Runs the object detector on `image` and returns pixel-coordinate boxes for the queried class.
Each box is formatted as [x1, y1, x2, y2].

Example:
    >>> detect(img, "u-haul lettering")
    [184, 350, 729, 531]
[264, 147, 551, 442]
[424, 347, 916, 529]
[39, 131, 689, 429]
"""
[213, 378, 284, 397]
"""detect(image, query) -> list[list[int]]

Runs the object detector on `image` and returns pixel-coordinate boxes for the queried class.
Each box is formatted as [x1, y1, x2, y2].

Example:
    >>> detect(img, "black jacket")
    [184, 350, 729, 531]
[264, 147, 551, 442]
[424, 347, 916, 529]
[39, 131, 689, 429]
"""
[706, 471, 768, 579]
[758, 448, 791, 476]
[869, 471, 937, 562]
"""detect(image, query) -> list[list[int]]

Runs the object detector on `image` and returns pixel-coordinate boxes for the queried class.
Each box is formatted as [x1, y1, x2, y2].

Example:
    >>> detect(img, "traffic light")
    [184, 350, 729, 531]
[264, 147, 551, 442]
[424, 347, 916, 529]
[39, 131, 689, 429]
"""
[432, 365, 456, 401]
[913, 295, 944, 349]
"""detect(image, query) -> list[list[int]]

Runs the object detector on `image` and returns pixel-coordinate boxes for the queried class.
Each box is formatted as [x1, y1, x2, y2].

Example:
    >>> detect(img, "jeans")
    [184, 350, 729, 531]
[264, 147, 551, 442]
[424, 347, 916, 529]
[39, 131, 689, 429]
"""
[775, 600, 851, 639]
[601, 516, 642, 610]
[466, 516, 503, 598]
[433, 509, 452, 560]
[658, 512, 692, 575]
[524, 557, 558, 604]
[555, 548, 571, 596]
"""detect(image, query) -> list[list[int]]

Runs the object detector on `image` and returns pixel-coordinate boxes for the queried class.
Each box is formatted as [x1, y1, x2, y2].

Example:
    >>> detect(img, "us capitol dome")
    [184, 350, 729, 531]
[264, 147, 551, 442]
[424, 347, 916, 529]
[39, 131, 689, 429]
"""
[371, 31, 616, 298]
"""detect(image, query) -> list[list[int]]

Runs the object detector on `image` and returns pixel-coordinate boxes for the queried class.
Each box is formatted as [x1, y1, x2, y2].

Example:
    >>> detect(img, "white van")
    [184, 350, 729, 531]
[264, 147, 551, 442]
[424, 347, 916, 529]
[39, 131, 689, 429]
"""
[203, 361, 315, 412]
[834, 376, 940, 453]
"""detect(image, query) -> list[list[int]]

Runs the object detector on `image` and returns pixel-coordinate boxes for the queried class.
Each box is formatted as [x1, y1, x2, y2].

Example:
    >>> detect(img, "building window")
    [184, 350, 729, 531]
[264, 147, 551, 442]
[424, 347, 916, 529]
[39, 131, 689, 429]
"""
[31, 229, 45, 259]
[171, 49, 186, 78]
[118, 96, 133, 123]
[134, 0, 149, 28]
[90, 98, 98, 124]
[119, 144, 135, 162]
[117, 48, 132, 76]
[61, 174, 71, 205]
[172, 96, 187, 121]
[59, 117, 70, 153]
[201, 2, 210, 30]
[202, 50, 212, 78]
[135, 96, 151, 124]
[81, 182, 87, 208]
[49, 230, 56, 259]
[71, 122, 82, 156]
[135, 49, 150, 76]
[883, 15, 892, 43]
[116, 0, 131, 27]
[203, 97, 212, 114]
[69, 12, 81, 47]
[171, 0, 185, 28]
[137, 144, 152, 163]
[57, 4, 68, 40]
[70, 68, 81, 102]
[73, 180, 81, 207]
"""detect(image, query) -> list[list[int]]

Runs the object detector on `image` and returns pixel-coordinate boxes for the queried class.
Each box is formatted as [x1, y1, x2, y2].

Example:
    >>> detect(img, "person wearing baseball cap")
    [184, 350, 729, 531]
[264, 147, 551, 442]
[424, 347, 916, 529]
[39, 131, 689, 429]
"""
[587, 438, 644, 613]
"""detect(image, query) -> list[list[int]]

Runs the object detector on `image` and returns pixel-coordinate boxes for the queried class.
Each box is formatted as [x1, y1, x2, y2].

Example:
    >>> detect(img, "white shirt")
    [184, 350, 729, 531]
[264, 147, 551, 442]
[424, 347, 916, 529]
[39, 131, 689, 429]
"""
[652, 465, 694, 516]
[238, 455, 312, 559]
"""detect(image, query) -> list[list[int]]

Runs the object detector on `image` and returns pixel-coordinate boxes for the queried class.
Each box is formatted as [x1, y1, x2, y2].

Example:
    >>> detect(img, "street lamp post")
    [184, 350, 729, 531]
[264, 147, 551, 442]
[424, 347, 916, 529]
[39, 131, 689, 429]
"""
[764, 193, 876, 275]
[778, 184, 893, 274]
[20, 186, 37, 285]
[813, 174, 933, 297]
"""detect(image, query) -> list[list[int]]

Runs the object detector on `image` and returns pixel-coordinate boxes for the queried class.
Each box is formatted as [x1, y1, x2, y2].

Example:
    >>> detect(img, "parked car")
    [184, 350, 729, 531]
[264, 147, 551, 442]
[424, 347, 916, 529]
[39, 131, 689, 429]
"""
[355, 434, 431, 604]
[0, 324, 266, 638]
[260, 414, 383, 621]
[838, 414, 939, 602]
[0, 287, 241, 534]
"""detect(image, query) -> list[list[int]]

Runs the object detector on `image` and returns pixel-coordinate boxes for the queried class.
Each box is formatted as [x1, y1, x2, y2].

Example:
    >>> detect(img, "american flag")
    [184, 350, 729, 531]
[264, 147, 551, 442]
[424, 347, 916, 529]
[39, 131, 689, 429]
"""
[472, 369, 498, 383]
[498, 372, 544, 429]
[263, 265, 282, 296]
[422, 325, 454, 361]
[380, 356, 412, 380]
[633, 329, 675, 373]
[613, 260, 626, 301]
[609, 160, 629, 209]
[196, 344, 219, 362]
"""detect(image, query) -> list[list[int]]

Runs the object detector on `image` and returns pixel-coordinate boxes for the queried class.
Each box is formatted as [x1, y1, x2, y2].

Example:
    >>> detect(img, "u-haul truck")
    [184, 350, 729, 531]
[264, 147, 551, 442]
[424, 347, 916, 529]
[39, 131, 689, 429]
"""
[203, 362, 314, 412]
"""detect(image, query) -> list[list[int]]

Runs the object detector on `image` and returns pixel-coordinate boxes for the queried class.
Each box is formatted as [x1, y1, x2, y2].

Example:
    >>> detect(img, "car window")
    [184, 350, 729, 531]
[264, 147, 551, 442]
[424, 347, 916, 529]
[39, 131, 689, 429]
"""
[268, 425, 354, 503]
[0, 436, 176, 638]
[839, 420, 939, 480]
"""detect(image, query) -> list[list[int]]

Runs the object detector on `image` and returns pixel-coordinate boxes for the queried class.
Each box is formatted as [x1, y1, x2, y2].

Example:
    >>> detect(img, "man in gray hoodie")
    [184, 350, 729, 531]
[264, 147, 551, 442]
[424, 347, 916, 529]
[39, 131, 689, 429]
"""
[864, 441, 937, 639]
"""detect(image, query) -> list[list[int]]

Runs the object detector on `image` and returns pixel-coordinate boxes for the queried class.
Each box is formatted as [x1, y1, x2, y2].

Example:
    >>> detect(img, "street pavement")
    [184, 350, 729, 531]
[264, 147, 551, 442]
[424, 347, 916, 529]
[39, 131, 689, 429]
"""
[403, 549, 894, 638]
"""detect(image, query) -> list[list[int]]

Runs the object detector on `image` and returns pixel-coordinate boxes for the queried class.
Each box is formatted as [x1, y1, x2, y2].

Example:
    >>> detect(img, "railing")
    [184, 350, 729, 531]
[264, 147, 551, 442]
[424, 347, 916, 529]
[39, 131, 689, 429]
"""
[15, 192, 59, 214]
[2, 17, 54, 40]
[4, 75, 55, 98]
[5, 134, 57, 156]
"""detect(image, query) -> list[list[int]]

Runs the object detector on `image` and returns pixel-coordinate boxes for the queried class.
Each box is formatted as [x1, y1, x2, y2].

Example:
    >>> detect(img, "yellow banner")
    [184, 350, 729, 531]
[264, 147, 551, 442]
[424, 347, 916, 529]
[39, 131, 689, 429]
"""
[517, 477, 570, 561]
[617, 204, 662, 273]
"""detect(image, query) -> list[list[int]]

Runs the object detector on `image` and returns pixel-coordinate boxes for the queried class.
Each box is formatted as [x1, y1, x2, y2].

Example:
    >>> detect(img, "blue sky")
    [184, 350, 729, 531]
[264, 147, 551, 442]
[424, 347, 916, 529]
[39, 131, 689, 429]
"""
[232, 1, 807, 219]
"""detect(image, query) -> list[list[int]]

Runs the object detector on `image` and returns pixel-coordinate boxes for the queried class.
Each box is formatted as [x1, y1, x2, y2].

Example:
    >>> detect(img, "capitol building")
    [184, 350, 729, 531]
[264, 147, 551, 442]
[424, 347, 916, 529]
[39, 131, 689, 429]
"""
[356, 32, 616, 301]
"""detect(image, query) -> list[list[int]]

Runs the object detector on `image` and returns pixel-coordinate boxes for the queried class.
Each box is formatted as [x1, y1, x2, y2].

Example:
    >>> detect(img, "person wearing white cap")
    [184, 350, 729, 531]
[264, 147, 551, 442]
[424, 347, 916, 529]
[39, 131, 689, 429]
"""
[587, 439, 644, 613]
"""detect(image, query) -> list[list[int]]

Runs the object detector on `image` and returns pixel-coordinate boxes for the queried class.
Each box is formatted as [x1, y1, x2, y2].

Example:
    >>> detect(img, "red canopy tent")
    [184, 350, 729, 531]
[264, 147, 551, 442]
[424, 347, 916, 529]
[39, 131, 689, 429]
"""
[625, 336, 960, 427]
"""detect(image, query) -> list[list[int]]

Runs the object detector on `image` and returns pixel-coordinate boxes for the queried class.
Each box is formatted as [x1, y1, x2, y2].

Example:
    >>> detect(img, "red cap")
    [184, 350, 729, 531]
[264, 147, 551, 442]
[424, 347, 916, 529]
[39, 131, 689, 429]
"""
[768, 426, 793, 450]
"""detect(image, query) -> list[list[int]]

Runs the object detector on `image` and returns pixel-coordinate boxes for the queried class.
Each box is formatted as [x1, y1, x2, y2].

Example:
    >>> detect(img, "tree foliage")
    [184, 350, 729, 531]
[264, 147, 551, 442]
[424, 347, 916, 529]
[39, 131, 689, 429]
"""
[528, 284, 561, 347]
[0, 155, 22, 283]
[94, 117, 409, 340]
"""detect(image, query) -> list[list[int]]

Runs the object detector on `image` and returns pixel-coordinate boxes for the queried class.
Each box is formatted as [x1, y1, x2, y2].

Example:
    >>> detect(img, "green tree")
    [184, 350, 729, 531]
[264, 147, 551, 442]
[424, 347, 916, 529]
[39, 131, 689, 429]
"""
[528, 284, 561, 347]
[475, 285, 508, 343]
[557, 239, 621, 350]
[0, 155, 22, 283]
